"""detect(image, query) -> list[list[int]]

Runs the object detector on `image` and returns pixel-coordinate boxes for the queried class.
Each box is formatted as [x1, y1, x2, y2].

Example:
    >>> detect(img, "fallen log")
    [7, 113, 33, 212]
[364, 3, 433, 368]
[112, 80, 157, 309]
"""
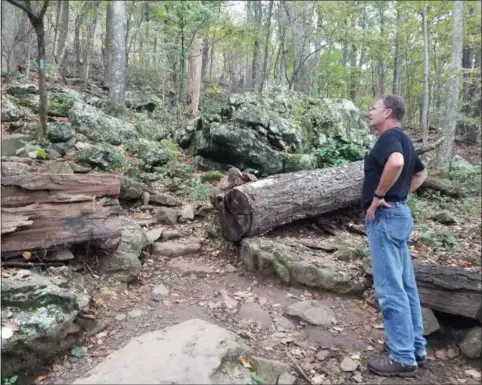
[1, 172, 122, 257]
[413, 261, 482, 321]
[219, 139, 444, 241]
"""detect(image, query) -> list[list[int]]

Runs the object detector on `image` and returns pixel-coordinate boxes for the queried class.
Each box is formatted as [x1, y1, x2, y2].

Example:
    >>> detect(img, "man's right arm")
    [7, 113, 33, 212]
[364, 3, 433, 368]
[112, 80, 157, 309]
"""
[410, 169, 427, 192]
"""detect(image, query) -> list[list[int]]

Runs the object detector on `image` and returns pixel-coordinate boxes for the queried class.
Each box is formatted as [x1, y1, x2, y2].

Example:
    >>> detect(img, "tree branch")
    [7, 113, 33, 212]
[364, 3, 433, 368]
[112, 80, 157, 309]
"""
[39, 0, 50, 17]
[5, 0, 34, 18]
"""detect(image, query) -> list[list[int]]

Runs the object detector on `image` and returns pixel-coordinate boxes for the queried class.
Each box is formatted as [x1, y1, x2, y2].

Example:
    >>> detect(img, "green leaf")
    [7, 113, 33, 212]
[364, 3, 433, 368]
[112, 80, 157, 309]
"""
[250, 372, 264, 384]
[71, 346, 85, 358]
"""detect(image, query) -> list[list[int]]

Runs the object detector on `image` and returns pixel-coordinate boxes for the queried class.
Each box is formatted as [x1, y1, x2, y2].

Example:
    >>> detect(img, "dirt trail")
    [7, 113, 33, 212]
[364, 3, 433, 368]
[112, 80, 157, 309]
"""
[38, 215, 481, 385]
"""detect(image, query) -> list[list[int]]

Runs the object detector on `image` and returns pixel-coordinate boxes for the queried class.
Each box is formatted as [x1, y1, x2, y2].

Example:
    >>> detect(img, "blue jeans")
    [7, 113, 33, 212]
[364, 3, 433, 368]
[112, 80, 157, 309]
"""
[366, 202, 427, 366]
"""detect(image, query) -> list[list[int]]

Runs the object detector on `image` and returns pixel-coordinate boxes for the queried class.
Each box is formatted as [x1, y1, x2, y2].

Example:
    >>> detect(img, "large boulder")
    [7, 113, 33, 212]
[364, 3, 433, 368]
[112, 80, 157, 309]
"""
[73, 318, 291, 384]
[135, 120, 170, 141]
[1, 270, 90, 376]
[69, 102, 136, 145]
[180, 90, 372, 175]
[240, 237, 368, 295]
[1, 97, 26, 122]
[74, 144, 124, 171]
[124, 138, 181, 171]
[99, 217, 151, 282]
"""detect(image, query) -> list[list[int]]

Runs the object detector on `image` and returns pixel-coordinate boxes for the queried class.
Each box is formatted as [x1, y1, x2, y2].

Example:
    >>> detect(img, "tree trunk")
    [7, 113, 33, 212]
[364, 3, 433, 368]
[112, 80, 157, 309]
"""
[392, 5, 401, 94]
[377, 4, 386, 96]
[1, 173, 121, 257]
[52, 0, 61, 57]
[201, 40, 209, 82]
[56, 0, 69, 69]
[218, 140, 443, 241]
[413, 262, 481, 321]
[422, 3, 430, 146]
[104, 2, 113, 88]
[250, 0, 261, 91]
[186, 31, 203, 116]
[259, 0, 274, 93]
[82, 1, 99, 88]
[106, 1, 126, 114]
[1, 1, 18, 73]
[433, 1, 464, 171]
[34, 19, 48, 137]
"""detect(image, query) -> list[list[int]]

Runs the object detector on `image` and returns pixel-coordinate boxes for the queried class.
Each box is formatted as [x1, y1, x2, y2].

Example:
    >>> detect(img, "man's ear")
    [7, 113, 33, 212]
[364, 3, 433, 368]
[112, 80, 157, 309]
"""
[384, 108, 393, 119]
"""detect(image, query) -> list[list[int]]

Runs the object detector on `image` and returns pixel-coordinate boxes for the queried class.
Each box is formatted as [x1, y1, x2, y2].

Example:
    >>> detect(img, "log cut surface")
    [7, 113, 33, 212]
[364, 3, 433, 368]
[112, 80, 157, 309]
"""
[1, 172, 122, 256]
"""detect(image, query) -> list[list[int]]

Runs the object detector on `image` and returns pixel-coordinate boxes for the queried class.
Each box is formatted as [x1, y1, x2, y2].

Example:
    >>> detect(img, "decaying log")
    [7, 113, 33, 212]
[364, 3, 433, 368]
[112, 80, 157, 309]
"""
[414, 261, 481, 321]
[218, 138, 446, 241]
[1, 172, 122, 256]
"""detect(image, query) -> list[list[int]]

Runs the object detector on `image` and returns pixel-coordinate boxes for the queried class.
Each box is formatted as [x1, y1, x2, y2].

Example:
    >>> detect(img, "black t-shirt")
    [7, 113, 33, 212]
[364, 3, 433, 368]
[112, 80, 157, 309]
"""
[361, 127, 425, 209]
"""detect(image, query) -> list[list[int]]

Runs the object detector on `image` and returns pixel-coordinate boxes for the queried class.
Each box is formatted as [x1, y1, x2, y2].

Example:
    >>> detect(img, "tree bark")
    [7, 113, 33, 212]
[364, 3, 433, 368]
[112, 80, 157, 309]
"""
[104, 1, 113, 88]
[82, 1, 99, 88]
[414, 261, 481, 320]
[1, 1, 19, 73]
[250, 0, 261, 91]
[392, 5, 401, 95]
[218, 140, 443, 241]
[56, 0, 69, 70]
[259, 0, 274, 92]
[433, 1, 464, 171]
[1, 173, 122, 256]
[186, 30, 203, 116]
[422, 3, 430, 146]
[106, 1, 126, 114]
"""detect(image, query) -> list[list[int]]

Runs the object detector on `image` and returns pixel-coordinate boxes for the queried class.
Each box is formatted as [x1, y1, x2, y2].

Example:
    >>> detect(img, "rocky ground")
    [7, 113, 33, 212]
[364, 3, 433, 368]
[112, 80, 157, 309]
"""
[1, 78, 481, 385]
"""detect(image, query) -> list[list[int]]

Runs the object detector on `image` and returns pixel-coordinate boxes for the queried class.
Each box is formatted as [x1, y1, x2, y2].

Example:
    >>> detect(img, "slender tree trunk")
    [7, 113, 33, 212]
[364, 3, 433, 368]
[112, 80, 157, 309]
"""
[187, 28, 203, 116]
[52, 0, 61, 57]
[259, 0, 274, 92]
[433, 1, 465, 171]
[34, 20, 47, 137]
[56, 0, 69, 69]
[82, 1, 99, 88]
[422, 2, 430, 146]
[377, 4, 386, 96]
[106, 1, 126, 114]
[250, 0, 261, 91]
[104, 2, 113, 88]
[392, 5, 401, 94]
[1, 1, 18, 73]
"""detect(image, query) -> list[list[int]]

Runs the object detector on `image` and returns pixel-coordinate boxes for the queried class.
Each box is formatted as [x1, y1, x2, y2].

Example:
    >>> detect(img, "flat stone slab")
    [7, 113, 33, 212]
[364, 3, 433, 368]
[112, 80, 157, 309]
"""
[73, 319, 252, 384]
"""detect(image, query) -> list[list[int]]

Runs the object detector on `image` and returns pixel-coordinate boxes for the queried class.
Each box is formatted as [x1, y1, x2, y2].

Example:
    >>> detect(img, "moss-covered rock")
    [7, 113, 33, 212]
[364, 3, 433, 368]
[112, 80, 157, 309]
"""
[200, 170, 225, 183]
[124, 138, 181, 170]
[69, 102, 136, 145]
[1, 96, 26, 122]
[240, 237, 368, 295]
[182, 89, 372, 175]
[136, 120, 170, 141]
[1, 271, 89, 377]
[47, 122, 75, 143]
[74, 144, 124, 171]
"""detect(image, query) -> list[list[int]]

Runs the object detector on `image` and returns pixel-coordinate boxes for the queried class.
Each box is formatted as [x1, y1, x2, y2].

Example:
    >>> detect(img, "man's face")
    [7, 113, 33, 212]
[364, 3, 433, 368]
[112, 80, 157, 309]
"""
[368, 99, 390, 133]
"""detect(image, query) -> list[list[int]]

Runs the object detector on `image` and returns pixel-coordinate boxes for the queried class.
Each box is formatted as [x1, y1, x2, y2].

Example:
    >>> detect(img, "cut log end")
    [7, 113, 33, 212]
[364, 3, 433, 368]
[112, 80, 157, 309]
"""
[221, 189, 253, 241]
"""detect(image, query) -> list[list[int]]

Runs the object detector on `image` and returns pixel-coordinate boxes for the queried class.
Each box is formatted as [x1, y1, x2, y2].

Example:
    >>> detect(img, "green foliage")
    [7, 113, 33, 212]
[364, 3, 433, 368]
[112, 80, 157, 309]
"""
[407, 194, 423, 220]
[311, 137, 368, 167]
[15, 140, 47, 160]
[200, 170, 224, 183]
[185, 179, 212, 202]
[2, 376, 18, 385]
[419, 225, 459, 251]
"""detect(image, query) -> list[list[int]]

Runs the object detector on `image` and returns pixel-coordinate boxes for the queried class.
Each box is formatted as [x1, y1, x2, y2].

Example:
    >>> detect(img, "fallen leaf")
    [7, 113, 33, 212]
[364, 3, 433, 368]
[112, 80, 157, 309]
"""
[435, 349, 447, 360]
[374, 323, 384, 329]
[35, 375, 47, 382]
[352, 371, 363, 383]
[240, 357, 252, 368]
[465, 369, 481, 380]
[333, 326, 344, 331]
[311, 374, 325, 385]
[22, 250, 32, 260]
[447, 347, 458, 358]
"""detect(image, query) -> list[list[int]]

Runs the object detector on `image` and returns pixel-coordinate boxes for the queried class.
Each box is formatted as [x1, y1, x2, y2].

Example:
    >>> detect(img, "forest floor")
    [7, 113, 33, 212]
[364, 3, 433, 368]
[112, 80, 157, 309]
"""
[34, 137, 481, 385]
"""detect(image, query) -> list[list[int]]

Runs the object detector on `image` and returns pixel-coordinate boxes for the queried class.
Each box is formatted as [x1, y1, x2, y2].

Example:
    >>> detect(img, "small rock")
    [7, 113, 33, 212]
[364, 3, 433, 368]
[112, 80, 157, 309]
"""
[277, 373, 296, 385]
[145, 228, 163, 244]
[352, 371, 363, 383]
[47, 148, 62, 160]
[154, 207, 178, 225]
[128, 308, 144, 318]
[459, 327, 481, 358]
[152, 284, 169, 296]
[52, 142, 70, 156]
[70, 162, 91, 173]
[285, 300, 336, 326]
[340, 356, 358, 372]
[274, 316, 296, 332]
[251, 356, 290, 385]
[75, 141, 92, 150]
[167, 260, 215, 276]
[160, 229, 181, 241]
[152, 239, 202, 257]
[422, 307, 440, 336]
[179, 205, 195, 221]
[435, 349, 447, 360]
[150, 193, 182, 207]
[115, 314, 126, 321]
[220, 289, 238, 309]
[315, 350, 330, 361]
[446, 347, 458, 358]
[142, 191, 150, 206]
[238, 302, 273, 329]
[39, 161, 74, 174]
[46, 249, 75, 261]
[431, 211, 456, 225]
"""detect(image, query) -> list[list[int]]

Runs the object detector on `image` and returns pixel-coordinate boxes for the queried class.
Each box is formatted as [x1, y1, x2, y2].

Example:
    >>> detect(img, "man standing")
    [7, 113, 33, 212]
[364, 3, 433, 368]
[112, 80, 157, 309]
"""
[362, 95, 428, 377]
